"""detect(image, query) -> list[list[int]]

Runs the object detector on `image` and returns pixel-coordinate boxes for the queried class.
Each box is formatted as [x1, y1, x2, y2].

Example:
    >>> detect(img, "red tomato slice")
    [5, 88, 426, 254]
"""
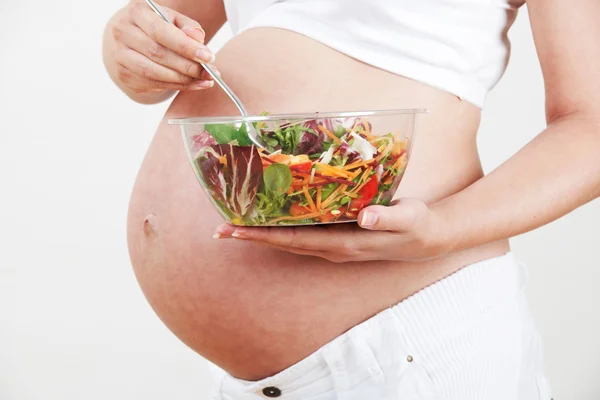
[348, 175, 379, 214]
[289, 202, 312, 217]
[290, 161, 312, 173]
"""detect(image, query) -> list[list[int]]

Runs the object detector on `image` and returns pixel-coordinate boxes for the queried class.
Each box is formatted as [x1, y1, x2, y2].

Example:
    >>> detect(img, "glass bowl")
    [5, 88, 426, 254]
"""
[169, 109, 426, 226]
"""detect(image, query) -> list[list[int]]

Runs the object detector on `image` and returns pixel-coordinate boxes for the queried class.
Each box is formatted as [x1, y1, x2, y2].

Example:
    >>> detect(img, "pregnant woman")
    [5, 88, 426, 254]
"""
[103, 1, 599, 399]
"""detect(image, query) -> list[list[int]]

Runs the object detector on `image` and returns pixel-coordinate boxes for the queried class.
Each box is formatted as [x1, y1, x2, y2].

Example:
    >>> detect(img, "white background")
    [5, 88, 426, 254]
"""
[1, 1, 599, 399]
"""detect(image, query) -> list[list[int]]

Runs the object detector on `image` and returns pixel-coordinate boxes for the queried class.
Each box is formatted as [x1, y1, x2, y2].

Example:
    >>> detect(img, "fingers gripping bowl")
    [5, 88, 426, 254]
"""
[169, 109, 426, 226]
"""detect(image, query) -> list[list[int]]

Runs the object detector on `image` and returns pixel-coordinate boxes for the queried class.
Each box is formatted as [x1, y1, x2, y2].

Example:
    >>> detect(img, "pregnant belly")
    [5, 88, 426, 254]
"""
[126, 28, 509, 380]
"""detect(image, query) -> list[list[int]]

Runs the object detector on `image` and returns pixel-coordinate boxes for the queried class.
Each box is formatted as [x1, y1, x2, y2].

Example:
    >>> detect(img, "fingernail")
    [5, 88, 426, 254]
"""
[360, 211, 378, 227]
[195, 26, 206, 36]
[231, 228, 246, 238]
[196, 80, 214, 88]
[196, 48, 215, 63]
[212, 233, 221, 239]
[183, 26, 206, 43]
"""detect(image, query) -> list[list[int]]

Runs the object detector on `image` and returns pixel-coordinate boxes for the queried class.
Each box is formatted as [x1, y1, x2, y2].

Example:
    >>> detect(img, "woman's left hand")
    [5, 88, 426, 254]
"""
[214, 199, 450, 263]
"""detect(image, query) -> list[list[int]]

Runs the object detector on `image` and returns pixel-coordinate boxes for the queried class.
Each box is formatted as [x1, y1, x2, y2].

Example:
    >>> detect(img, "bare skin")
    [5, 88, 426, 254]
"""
[106, 0, 600, 382]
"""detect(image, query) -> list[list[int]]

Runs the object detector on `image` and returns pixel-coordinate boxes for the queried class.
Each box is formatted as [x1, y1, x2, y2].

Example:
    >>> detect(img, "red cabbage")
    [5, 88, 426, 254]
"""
[196, 144, 262, 218]
[338, 141, 361, 164]
[295, 119, 325, 155]
[192, 130, 217, 153]
[324, 117, 369, 133]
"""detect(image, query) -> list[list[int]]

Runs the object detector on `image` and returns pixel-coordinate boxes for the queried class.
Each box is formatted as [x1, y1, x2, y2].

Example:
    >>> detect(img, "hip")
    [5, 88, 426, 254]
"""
[208, 252, 552, 400]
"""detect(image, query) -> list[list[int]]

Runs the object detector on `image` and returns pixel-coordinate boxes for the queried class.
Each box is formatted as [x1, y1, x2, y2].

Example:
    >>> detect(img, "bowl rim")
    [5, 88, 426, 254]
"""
[168, 108, 429, 125]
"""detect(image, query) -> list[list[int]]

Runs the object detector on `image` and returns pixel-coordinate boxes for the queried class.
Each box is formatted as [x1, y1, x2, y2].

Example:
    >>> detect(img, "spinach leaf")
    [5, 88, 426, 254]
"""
[205, 123, 252, 146]
[236, 123, 253, 146]
[263, 163, 292, 195]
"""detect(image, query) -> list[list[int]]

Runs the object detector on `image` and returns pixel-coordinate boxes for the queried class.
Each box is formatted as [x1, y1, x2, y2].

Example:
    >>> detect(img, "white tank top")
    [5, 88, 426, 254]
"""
[222, 0, 525, 108]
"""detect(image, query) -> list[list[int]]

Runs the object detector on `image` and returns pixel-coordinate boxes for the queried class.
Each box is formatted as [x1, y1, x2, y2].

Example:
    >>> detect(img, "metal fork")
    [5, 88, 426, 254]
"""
[145, 0, 266, 149]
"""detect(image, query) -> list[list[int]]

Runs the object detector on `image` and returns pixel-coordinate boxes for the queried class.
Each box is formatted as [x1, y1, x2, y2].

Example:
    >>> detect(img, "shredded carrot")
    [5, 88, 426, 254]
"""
[393, 138, 408, 155]
[391, 153, 407, 171]
[375, 143, 394, 162]
[342, 191, 359, 198]
[349, 178, 370, 195]
[315, 162, 350, 178]
[349, 167, 372, 194]
[268, 211, 325, 225]
[360, 167, 373, 182]
[369, 135, 391, 146]
[318, 125, 341, 144]
[307, 179, 330, 187]
[349, 169, 362, 179]
[343, 159, 375, 171]
[324, 195, 348, 210]
[361, 118, 371, 135]
[349, 119, 376, 140]
[321, 185, 348, 208]
[302, 186, 317, 212]
[316, 187, 322, 209]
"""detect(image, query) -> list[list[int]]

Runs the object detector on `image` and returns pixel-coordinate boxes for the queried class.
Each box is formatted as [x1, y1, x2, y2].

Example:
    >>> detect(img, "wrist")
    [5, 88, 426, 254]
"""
[427, 197, 462, 257]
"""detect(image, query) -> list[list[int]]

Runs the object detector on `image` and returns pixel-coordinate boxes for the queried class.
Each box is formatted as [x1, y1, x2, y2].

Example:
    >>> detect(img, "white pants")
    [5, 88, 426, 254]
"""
[208, 252, 553, 400]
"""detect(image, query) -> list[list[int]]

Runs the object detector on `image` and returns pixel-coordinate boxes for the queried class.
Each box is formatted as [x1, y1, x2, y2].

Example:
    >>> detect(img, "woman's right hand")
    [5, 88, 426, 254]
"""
[108, 0, 218, 95]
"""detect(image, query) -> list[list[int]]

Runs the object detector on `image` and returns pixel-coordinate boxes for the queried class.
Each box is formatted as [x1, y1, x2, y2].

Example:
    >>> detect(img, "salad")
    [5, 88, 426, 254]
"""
[190, 114, 409, 226]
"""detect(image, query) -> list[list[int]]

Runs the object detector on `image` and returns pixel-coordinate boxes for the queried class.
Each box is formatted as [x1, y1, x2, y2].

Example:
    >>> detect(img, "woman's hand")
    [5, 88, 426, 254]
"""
[106, 0, 218, 96]
[214, 199, 451, 263]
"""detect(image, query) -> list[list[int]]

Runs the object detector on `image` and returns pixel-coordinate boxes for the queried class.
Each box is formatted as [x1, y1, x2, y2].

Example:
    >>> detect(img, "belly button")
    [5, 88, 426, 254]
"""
[143, 214, 158, 237]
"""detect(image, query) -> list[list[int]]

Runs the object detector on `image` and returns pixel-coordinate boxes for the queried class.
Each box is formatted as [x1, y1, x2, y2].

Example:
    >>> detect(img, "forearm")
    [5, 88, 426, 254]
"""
[103, 8, 176, 105]
[434, 113, 600, 253]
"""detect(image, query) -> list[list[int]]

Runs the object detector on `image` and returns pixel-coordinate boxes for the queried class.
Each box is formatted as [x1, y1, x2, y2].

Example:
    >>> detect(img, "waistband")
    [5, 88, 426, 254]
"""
[209, 252, 527, 399]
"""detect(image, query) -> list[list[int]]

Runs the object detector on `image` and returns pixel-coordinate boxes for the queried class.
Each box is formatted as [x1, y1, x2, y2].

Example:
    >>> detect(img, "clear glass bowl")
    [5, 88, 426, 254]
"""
[169, 109, 426, 226]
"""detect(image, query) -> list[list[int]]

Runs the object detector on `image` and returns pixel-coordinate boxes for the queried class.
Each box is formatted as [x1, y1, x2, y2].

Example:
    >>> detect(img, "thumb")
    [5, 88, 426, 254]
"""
[357, 199, 429, 231]
[171, 10, 206, 43]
